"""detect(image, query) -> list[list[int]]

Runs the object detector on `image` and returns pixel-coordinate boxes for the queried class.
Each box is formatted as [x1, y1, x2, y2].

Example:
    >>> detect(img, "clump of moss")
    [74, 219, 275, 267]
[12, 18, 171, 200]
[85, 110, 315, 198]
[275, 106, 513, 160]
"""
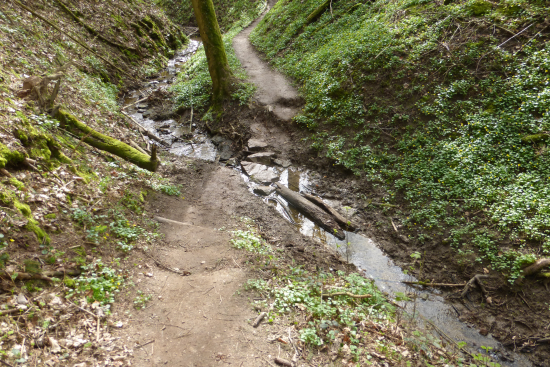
[467, 0, 493, 15]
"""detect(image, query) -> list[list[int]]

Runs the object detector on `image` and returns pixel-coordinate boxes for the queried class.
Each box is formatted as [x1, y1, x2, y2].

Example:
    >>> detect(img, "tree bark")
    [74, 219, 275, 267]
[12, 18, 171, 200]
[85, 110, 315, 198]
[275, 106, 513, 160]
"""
[275, 183, 345, 240]
[54, 108, 159, 171]
[303, 193, 356, 230]
[191, 0, 232, 105]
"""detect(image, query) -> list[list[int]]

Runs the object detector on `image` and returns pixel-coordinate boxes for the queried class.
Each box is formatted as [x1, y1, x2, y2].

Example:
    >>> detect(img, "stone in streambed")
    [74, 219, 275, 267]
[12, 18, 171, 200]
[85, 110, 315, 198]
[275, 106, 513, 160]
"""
[273, 158, 292, 168]
[244, 152, 275, 165]
[241, 162, 279, 184]
[253, 186, 275, 196]
[247, 138, 268, 151]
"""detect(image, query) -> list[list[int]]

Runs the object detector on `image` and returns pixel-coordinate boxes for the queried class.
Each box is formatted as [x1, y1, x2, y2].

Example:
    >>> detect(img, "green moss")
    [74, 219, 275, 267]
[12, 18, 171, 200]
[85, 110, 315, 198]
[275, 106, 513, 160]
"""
[54, 109, 159, 171]
[521, 133, 548, 144]
[14, 199, 32, 217]
[24, 260, 41, 274]
[9, 178, 25, 190]
[467, 0, 493, 15]
[44, 213, 57, 220]
[140, 190, 147, 202]
[0, 143, 26, 169]
[63, 277, 76, 287]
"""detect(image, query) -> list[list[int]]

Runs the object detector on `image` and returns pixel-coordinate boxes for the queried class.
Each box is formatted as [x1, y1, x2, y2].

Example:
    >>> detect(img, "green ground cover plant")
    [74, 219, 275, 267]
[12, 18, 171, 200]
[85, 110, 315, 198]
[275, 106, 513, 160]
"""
[250, 0, 550, 281]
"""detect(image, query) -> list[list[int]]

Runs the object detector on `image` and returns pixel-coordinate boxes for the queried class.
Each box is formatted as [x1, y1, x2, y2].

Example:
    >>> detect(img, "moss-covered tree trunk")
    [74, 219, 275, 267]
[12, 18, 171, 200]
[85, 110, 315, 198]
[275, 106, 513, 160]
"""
[191, 0, 232, 105]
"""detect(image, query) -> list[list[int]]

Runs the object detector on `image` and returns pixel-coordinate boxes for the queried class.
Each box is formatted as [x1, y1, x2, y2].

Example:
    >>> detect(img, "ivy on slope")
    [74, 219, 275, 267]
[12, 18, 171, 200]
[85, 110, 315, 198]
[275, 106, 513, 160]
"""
[250, 0, 550, 281]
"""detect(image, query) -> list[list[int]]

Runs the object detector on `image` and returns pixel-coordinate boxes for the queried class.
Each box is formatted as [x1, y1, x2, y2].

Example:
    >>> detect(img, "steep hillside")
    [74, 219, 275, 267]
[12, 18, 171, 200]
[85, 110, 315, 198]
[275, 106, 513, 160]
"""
[251, 0, 550, 284]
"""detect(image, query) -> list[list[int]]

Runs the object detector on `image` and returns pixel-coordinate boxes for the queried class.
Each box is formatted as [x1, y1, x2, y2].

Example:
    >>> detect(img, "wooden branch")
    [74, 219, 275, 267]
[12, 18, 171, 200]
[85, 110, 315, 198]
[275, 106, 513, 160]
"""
[522, 259, 550, 277]
[275, 183, 345, 240]
[321, 292, 372, 299]
[274, 357, 292, 367]
[461, 274, 490, 300]
[121, 112, 169, 147]
[303, 193, 356, 231]
[53, 0, 138, 53]
[154, 216, 193, 227]
[252, 312, 266, 327]
[0, 271, 53, 282]
[55, 108, 159, 171]
[402, 281, 466, 287]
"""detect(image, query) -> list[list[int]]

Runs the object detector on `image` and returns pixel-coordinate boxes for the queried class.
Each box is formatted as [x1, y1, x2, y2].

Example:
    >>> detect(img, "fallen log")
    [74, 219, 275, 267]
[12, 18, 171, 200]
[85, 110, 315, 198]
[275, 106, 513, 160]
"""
[522, 258, 550, 277]
[321, 292, 372, 299]
[275, 183, 345, 240]
[305, 0, 339, 25]
[402, 281, 466, 287]
[303, 193, 355, 230]
[54, 108, 159, 171]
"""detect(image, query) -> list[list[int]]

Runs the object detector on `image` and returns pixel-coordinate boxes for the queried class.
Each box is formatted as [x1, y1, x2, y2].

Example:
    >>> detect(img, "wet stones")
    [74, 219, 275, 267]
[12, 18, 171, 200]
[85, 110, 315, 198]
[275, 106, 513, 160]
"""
[273, 158, 291, 168]
[253, 185, 276, 196]
[247, 138, 268, 151]
[244, 152, 275, 165]
[211, 135, 235, 161]
[241, 161, 279, 184]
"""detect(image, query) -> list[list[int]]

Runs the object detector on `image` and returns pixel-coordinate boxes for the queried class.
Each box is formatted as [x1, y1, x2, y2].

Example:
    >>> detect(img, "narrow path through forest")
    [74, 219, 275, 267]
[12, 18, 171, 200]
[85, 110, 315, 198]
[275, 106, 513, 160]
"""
[232, 4, 302, 121]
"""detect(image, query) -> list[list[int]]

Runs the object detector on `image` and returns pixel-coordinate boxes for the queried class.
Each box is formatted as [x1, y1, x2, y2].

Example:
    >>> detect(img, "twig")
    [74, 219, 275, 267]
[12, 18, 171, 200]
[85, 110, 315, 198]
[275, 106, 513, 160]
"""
[122, 96, 149, 110]
[321, 292, 372, 299]
[253, 312, 267, 327]
[402, 281, 466, 287]
[0, 358, 14, 367]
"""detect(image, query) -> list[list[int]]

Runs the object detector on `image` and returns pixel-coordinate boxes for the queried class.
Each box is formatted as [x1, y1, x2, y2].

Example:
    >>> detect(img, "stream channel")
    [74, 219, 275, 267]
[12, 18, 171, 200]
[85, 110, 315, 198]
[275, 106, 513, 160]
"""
[121, 41, 532, 367]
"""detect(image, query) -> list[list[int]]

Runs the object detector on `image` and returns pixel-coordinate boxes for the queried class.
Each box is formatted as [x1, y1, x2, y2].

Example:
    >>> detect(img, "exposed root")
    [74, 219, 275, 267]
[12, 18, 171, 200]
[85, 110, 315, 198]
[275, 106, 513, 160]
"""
[461, 274, 491, 303]
[522, 258, 550, 277]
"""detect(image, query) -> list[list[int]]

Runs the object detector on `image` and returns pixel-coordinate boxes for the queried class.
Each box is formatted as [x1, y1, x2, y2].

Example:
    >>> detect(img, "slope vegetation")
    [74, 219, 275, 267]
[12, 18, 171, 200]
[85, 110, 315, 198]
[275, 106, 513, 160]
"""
[251, 0, 550, 283]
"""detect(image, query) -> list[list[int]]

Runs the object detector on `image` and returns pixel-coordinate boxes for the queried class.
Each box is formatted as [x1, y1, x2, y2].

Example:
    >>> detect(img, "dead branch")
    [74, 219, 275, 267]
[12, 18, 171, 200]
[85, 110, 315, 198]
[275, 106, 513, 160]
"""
[402, 281, 466, 287]
[522, 259, 550, 277]
[461, 274, 490, 301]
[0, 271, 53, 282]
[120, 112, 169, 147]
[253, 312, 267, 327]
[302, 193, 356, 230]
[322, 292, 372, 299]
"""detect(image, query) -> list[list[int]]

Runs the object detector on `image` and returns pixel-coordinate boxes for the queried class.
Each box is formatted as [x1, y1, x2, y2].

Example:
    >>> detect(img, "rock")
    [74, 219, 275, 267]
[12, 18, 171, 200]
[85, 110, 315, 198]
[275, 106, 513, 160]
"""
[211, 135, 226, 144]
[49, 337, 61, 353]
[247, 138, 268, 151]
[16, 293, 27, 305]
[225, 158, 238, 166]
[254, 186, 276, 196]
[241, 162, 280, 184]
[245, 152, 276, 165]
[219, 141, 234, 161]
[273, 159, 292, 168]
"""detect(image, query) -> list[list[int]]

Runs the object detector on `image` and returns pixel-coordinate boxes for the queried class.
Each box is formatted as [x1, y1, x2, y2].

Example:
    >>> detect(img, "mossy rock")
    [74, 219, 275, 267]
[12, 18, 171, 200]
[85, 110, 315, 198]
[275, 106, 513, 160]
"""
[466, 0, 493, 16]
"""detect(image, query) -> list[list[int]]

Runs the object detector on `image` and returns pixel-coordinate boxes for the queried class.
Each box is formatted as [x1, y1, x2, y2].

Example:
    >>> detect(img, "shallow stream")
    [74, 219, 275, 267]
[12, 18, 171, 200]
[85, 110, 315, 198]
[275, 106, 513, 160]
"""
[123, 40, 532, 367]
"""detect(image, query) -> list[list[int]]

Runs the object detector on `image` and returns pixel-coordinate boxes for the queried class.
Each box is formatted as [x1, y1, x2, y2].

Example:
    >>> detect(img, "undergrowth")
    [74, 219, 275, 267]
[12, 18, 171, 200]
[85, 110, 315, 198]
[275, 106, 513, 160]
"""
[250, 0, 550, 282]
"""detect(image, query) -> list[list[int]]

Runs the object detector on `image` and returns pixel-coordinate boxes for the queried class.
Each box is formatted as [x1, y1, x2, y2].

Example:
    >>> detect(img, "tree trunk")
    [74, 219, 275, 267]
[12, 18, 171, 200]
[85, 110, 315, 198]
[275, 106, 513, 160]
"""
[275, 183, 345, 240]
[191, 0, 232, 105]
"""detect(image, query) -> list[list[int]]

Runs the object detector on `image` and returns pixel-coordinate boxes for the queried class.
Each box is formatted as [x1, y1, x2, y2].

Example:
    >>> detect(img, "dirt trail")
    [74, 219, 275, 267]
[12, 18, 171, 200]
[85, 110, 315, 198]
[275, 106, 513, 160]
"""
[121, 161, 344, 366]
[233, 6, 302, 121]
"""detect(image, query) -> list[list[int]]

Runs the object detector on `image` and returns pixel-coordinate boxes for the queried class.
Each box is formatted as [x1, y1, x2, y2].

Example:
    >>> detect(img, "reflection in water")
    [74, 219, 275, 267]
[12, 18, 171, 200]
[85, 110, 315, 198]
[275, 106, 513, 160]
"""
[263, 169, 531, 367]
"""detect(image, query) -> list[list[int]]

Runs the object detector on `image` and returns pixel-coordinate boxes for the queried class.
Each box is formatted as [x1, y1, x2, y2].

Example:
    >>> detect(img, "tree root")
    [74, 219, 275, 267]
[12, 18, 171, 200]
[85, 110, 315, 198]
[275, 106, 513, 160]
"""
[461, 274, 491, 303]
[54, 108, 159, 171]
[522, 258, 550, 277]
